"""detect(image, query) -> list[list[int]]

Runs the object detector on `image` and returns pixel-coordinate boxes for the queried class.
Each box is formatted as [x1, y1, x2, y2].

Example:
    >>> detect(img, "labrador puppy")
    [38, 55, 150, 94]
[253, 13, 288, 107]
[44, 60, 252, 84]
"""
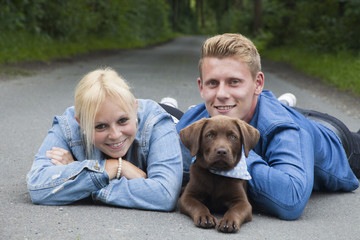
[179, 115, 260, 233]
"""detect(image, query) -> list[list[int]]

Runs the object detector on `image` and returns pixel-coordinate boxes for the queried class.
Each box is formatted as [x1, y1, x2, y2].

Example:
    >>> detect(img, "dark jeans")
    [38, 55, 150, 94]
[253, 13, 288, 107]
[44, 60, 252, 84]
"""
[294, 107, 360, 178]
[159, 103, 184, 121]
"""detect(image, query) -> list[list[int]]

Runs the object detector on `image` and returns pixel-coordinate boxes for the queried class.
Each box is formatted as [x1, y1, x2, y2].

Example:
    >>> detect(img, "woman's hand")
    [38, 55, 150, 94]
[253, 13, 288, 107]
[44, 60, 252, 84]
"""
[122, 160, 147, 179]
[46, 147, 75, 165]
[105, 159, 147, 180]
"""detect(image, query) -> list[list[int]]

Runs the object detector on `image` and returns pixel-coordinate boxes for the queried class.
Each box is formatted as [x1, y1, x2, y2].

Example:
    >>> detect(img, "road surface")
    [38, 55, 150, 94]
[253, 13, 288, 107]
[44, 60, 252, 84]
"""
[0, 36, 359, 240]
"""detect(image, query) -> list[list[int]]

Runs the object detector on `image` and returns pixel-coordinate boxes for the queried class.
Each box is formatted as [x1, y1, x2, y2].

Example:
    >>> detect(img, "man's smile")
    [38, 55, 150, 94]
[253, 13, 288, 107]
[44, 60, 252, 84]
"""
[215, 105, 236, 111]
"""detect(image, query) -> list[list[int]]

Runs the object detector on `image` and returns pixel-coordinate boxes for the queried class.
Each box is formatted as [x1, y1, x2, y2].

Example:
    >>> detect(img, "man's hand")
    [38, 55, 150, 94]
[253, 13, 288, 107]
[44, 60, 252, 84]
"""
[46, 147, 75, 165]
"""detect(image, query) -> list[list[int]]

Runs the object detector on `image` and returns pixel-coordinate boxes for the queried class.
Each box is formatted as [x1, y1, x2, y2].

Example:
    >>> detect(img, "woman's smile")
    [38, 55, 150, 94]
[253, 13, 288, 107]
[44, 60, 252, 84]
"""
[106, 139, 127, 150]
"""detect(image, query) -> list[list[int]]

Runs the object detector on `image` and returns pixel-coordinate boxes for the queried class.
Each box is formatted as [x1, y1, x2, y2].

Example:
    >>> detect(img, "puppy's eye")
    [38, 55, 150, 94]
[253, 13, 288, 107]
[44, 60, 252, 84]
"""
[229, 134, 237, 140]
[205, 133, 214, 138]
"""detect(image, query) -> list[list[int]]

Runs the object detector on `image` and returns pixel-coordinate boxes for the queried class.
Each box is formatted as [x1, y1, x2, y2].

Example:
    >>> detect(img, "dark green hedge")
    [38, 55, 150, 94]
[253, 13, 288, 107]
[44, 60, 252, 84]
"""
[0, 0, 172, 63]
[1, 0, 171, 41]
[213, 0, 360, 53]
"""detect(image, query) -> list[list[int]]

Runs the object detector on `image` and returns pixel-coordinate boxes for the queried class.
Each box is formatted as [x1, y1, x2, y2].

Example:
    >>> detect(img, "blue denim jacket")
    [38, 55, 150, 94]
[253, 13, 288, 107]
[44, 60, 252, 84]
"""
[27, 99, 182, 211]
[177, 90, 359, 219]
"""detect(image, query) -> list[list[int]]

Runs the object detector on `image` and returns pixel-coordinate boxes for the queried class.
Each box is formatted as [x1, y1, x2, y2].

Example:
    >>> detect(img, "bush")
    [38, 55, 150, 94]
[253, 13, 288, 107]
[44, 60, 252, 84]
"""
[0, 0, 174, 64]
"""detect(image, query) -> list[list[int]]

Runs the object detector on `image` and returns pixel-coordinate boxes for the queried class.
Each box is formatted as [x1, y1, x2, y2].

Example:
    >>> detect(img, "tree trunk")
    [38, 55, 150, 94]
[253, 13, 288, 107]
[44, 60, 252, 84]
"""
[253, 0, 262, 35]
[196, 0, 205, 28]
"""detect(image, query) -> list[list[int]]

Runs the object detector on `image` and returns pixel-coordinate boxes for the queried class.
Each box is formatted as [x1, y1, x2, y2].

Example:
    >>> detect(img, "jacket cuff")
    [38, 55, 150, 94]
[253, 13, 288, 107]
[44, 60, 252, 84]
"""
[87, 160, 109, 189]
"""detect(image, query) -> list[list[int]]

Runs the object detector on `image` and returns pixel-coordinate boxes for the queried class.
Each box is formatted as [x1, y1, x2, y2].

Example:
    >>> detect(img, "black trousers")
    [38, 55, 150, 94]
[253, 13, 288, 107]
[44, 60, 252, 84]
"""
[294, 107, 360, 178]
[159, 103, 184, 121]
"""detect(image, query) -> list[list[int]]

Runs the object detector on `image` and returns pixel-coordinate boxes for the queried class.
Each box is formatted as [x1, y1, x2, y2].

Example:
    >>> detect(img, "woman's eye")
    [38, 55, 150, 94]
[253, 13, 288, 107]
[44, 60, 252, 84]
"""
[119, 118, 129, 124]
[95, 124, 106, 130]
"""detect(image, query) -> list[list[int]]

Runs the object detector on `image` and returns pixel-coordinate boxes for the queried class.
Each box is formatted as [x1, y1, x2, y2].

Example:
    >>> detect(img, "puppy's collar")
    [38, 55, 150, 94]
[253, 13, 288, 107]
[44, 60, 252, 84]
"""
[209, 149, 251, 180]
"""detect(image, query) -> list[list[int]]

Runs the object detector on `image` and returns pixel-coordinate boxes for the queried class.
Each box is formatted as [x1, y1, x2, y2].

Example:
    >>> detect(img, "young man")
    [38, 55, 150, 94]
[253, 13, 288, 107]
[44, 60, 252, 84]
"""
[176, 33, 360, 220]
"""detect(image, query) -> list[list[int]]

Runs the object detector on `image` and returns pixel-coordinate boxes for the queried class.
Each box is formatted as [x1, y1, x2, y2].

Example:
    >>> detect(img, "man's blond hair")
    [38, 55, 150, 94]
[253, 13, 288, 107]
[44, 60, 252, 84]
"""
[199, 33, 261, 79]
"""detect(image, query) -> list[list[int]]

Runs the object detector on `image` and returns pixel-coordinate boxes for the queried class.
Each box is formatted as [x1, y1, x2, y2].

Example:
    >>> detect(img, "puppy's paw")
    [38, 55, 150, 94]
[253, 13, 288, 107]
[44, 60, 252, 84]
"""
[216, 218, 239, 233]
[194, 214, 217, 229]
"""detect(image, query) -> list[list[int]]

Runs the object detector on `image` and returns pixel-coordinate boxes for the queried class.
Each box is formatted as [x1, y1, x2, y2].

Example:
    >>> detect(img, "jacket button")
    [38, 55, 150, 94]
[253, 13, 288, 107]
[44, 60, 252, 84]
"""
[94, 162, 100, 170]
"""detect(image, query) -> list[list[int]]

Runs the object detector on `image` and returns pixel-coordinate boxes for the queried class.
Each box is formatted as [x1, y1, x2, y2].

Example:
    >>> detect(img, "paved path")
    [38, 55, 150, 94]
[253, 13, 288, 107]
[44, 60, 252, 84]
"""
[0, 36, 359, 240]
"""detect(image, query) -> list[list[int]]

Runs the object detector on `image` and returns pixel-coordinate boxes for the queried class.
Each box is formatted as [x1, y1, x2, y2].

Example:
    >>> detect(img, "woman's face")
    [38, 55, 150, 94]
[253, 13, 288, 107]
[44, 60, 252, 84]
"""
[93, 97, 137, 158]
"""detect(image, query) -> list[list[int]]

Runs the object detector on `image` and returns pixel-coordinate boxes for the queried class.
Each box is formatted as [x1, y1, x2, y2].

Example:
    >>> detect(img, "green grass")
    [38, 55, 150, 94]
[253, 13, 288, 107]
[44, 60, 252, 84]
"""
[0, 31, 176, 64]
[260, 46, 360, 96]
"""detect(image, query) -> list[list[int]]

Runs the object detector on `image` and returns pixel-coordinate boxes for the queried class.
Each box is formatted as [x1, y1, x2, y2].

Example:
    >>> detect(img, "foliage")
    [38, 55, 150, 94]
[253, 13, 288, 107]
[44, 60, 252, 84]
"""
[255, 0, 360, 53]
[3, 0, 359, 56]
[0, 0, 173, 64]
[261, 46, 360, 96]
[169, 0, 198, 34]
[169, 0, 360, 53]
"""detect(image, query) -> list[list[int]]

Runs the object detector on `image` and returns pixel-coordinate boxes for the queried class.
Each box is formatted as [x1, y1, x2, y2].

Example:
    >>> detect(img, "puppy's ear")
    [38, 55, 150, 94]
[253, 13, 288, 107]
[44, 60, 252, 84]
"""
[179, 118, 208, 157]
[235, 119, 260, 157]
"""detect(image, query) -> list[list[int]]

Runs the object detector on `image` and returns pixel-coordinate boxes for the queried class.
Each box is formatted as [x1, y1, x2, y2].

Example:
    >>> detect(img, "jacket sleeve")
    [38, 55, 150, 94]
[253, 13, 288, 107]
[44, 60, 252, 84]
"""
[176, 103, 209, 174]
[91, 115, 183, 212]
[26, 122, 109, 205]
[246, 127, 314, 220]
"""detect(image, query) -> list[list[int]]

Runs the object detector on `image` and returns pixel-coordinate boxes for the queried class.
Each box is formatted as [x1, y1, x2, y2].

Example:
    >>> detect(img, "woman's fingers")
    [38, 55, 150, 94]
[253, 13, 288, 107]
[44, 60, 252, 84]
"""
[46, 147, 74, 165]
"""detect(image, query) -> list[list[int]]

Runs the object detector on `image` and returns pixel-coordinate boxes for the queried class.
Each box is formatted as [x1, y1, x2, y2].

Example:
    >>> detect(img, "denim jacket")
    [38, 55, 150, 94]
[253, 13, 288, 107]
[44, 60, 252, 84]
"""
[177, 90, 358, 219]
[27, 99, 183, 211]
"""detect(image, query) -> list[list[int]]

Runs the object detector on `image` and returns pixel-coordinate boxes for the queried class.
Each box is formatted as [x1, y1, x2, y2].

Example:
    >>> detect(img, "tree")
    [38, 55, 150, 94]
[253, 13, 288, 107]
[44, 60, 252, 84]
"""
[253, 0, 262, 35]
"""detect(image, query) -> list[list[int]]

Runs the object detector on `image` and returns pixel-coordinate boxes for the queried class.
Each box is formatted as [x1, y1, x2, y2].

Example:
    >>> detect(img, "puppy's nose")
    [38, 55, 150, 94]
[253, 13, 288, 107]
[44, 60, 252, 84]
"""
[216, 148, 228, 156]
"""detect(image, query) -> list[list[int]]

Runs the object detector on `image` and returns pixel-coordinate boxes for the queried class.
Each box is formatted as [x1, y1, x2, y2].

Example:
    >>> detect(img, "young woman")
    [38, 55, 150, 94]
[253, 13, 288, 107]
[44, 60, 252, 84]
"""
[27, 68, 182, 211]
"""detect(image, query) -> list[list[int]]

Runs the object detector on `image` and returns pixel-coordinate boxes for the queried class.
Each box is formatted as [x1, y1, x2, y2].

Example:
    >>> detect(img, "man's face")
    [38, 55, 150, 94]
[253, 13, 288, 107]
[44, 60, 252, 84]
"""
[198, 57, 263, 123]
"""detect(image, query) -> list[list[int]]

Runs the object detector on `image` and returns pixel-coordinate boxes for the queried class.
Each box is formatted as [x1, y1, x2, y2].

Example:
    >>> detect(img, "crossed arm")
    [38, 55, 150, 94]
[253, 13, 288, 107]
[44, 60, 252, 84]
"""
[46, 147, 146, 180]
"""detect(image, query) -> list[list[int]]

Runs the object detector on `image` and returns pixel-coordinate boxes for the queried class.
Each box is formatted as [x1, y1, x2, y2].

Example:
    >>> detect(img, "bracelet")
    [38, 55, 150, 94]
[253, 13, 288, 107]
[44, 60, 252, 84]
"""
[116, 157, 122, 179]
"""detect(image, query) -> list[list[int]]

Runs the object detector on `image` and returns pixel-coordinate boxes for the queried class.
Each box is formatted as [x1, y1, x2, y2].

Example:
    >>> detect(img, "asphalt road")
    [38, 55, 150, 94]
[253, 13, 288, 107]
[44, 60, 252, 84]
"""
[1, 36, 359, 240]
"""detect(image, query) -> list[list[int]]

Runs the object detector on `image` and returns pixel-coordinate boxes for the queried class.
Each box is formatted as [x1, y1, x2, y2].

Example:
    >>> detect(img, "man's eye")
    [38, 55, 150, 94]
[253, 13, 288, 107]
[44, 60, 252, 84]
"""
[230, 79, 240, 85]
[95, 124, 106, 130]
[206, 80, 218, 87]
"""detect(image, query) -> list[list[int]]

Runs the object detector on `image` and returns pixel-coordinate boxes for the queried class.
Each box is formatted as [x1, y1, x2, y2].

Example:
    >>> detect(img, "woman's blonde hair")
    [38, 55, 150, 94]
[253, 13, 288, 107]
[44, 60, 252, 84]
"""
[199, 33, 261, 80]
[74, 68, 137, 157]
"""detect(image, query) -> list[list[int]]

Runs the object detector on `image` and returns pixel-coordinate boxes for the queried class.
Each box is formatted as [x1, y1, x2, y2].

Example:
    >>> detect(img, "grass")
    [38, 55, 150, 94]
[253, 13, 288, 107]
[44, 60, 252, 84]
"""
[0, 31, 176, 64]
[0, 31, 177, 78]
[260, 46, 360, 97]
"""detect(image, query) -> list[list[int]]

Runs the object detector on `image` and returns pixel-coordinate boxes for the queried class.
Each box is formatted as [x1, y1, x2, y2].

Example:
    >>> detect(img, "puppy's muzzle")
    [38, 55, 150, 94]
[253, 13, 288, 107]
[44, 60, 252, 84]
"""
[209, 147, 235, 170]
[216, 148, 228, 156]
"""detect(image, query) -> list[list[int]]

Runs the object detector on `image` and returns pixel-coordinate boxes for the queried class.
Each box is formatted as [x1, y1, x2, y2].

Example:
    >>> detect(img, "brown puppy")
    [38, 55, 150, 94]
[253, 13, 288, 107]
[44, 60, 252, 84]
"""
[179, 115, 260, 233]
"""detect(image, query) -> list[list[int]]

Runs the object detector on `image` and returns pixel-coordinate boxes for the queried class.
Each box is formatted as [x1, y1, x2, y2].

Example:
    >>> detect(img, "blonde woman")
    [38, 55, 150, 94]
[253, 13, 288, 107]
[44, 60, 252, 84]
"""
[27, 68, 182, 211]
